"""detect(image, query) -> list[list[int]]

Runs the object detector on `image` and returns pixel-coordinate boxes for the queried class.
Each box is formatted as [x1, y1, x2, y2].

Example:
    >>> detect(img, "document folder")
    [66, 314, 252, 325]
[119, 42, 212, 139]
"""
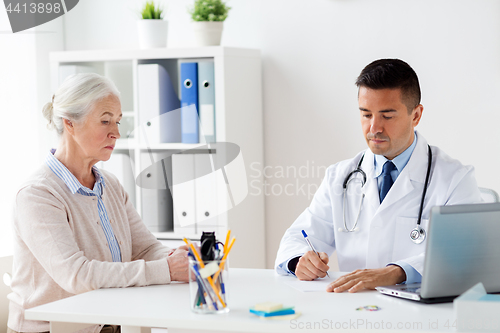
[138, 151, 173, 232]
[180, 62, 199, 143]
[197, 61, 216, 143]
[138, 64, 181, 144]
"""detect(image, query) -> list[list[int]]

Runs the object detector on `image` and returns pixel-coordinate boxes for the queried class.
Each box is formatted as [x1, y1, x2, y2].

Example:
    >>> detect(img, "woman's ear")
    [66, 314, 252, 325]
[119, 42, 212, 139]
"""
[63, 118, 75, 135]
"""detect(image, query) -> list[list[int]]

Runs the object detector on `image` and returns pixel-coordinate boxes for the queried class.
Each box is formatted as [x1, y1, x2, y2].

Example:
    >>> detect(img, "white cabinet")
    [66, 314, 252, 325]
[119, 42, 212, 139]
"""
[50, 47, 266, 268]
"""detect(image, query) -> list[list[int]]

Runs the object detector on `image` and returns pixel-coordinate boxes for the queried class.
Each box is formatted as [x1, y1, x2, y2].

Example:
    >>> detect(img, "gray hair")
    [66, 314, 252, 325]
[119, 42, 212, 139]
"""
[42, 73, 121, 135]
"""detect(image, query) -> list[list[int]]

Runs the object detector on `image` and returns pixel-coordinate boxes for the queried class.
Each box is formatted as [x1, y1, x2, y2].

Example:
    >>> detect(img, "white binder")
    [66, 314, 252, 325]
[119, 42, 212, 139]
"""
[137, 64, 181, 145]
[139, 152, 172, 232]
[97, 152, 136, 208]
[172, 154, 196, 235]
[58, 65, 94, 86]
[194, 153, 220, 233]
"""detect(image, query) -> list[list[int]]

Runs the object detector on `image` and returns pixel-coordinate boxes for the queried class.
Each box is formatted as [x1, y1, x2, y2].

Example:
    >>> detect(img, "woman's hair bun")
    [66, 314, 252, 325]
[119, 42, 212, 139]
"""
[42, 99, 55, 130]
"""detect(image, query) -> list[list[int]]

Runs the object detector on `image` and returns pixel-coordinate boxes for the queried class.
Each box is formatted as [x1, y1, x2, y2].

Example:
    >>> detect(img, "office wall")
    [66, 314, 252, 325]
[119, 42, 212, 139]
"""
[0, 13, 64, 256]
[59, 0, 500, 268]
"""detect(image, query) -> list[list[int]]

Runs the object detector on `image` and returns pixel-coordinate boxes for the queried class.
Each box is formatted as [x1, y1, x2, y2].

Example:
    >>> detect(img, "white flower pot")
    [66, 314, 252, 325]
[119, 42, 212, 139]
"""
[137, 19, 168, 49]
[192, 21, 224, 46]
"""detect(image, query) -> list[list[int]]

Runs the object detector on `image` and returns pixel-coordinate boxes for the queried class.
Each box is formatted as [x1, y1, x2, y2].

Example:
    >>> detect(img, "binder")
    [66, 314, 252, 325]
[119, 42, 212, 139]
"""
[172, 154, 196, 235]
[194, 153, 219, 233]
[197, 61, 216, 143]
[139, 152, 172, 232]
[180, 62, 199, 143]
[97, 152, 136, 208]
[58, 65, 93, 86]
[138, 64, 181, 145]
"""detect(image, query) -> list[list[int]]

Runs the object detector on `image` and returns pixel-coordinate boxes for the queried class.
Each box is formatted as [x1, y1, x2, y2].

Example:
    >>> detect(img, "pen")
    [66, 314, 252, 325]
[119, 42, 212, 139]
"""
[301, 230, 330, 277]
[188, 252, 217, 310]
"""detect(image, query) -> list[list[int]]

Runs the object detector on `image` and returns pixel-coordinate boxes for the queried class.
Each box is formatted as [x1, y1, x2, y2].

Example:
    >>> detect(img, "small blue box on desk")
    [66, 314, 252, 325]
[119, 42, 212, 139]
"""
[454, 282, 500, 332]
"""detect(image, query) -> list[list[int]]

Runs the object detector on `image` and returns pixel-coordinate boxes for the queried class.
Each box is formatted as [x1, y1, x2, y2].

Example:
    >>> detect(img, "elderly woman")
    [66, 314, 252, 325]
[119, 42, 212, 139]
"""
[7, 73, 190, 333]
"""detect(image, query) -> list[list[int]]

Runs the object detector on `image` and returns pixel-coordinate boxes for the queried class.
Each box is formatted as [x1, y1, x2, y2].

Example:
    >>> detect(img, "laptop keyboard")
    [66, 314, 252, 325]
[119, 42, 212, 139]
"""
[398, 287, 421, 293]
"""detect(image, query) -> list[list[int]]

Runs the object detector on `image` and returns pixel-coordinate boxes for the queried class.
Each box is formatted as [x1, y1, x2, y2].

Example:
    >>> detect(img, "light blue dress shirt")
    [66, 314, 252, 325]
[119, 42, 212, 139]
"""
[374, 132, 417, 192]
[374, 132, 421, 284]
[45, 150, 122, 262]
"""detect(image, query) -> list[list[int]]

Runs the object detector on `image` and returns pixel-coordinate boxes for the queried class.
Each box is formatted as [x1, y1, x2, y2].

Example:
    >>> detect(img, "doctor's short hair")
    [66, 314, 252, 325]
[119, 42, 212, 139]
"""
[42, 73, 121, 135]
[355, 59, 421, 114]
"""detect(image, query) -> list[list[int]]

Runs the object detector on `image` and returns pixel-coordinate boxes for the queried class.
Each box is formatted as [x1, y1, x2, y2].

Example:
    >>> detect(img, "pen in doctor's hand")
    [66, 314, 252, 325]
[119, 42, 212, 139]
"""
[301, 230, 330, 277]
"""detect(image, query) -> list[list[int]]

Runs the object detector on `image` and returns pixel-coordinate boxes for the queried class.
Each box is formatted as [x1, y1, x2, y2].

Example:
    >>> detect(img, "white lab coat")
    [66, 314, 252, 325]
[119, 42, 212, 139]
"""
[275, 131, 482, 275]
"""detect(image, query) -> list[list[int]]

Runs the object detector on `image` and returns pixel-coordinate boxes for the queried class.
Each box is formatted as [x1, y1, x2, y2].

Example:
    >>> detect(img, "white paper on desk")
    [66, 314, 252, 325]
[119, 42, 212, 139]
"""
[285, 276, 337, 292]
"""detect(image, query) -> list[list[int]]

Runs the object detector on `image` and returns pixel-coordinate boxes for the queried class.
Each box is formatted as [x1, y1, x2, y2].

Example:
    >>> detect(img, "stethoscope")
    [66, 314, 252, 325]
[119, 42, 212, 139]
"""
[341, 145, 432, 245]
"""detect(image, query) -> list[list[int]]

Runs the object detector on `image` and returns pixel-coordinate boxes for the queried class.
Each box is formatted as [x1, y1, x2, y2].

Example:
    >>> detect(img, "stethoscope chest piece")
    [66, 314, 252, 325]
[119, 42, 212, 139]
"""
[410, 225, 426, 244]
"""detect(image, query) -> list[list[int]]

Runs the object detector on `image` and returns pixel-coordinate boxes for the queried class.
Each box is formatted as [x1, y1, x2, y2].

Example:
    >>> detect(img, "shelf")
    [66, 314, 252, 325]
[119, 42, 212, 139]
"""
[50, 46, 260, 63]
[139, 143, 213, 151]
[152, 230, 227, 241]
[152, 232, 201, 241]
[114, 140, 218, 152]
[51, 46, 265, 268]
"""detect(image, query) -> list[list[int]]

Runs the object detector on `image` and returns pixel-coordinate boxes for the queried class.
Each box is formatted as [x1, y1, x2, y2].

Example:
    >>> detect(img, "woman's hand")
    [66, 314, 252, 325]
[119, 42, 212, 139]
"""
[168, 245, 196, 256]
[166, 248, 192, 282]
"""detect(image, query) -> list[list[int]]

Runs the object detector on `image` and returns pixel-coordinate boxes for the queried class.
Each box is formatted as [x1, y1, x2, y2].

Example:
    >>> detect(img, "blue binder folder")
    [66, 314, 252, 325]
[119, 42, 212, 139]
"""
[180, 62, 199, 143]
[198, 61, 216, 143]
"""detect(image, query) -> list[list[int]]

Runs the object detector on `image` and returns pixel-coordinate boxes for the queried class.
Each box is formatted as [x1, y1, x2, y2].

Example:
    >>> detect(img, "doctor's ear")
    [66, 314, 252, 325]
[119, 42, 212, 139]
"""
[412, 104, 423, 126]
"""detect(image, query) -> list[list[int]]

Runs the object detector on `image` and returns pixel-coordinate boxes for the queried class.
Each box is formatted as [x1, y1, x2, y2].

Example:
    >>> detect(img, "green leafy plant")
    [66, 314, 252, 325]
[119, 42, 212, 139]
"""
[140, 1, 164, 20]
[190, 0, 231, 22]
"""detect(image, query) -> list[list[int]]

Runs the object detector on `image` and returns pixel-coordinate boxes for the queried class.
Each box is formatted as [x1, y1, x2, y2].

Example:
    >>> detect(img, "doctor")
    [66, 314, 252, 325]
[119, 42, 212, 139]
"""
[275, 59, 482, 293]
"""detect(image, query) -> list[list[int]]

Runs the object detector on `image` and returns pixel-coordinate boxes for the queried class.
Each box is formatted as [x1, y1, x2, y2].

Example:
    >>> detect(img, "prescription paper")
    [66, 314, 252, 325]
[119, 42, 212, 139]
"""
[285, 273, 343, 292]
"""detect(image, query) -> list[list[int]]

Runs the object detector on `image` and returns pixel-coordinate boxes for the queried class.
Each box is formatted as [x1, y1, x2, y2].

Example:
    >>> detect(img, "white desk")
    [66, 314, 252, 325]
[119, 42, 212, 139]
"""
[25, 269, 459, 333]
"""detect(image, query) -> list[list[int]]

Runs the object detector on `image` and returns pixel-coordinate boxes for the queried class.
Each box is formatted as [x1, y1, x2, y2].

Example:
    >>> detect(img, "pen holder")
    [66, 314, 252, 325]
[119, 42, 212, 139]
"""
[189, 258, 229, 314]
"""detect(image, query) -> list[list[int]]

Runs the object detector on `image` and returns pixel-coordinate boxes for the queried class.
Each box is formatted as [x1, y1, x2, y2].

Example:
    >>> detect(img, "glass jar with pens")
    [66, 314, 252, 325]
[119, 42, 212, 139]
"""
[184, 231, 235, 314]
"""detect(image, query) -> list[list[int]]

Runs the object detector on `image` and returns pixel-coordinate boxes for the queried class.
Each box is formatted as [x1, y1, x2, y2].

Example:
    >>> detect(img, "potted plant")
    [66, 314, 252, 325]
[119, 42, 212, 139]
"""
[137, 1, 168, 49]
[189, 0, 231, 46]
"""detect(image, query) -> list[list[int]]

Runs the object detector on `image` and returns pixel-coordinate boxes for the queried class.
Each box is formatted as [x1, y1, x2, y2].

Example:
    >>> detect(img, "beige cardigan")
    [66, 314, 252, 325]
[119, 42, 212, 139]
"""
[8, 164, 173, 332]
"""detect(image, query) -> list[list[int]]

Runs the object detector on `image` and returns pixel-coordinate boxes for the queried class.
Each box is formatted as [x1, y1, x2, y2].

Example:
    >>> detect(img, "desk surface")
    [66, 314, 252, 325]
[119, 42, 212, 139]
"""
[26, 269, 457, 332]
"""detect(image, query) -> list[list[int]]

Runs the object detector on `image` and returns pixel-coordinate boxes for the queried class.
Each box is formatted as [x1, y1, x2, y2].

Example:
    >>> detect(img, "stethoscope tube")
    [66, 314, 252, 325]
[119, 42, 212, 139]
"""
[342, 145, 433, 244]
[410, 145, 432, 244]
[341, 154, 367, 233]
[417, 145, 432, 227]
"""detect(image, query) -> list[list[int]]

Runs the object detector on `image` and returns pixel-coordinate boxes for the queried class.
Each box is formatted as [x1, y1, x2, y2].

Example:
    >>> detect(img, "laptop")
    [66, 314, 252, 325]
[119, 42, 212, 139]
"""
[376, 202, 500, 303]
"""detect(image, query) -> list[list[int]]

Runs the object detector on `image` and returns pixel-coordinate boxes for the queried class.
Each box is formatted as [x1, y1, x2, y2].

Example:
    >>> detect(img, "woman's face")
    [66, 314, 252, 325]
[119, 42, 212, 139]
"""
[71, 94, 122, 163]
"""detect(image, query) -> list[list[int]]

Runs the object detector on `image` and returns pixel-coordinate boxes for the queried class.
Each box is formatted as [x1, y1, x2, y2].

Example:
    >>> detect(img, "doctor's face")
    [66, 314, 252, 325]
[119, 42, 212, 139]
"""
[359, 87, 423, 160]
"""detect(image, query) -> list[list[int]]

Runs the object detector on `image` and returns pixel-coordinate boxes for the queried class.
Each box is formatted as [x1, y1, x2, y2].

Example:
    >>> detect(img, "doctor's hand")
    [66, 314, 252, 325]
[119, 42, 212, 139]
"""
[326, 266, 406, 293]
[167, 248, 193, 282]
[295, 251, 330, 281]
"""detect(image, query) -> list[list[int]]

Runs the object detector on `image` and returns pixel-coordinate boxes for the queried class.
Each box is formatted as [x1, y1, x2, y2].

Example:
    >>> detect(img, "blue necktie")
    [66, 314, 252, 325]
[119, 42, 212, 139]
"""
[379, 161, 396, 203]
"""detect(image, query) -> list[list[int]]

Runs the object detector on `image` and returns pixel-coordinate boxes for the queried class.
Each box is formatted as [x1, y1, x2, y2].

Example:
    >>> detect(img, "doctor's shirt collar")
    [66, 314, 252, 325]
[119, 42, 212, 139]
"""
[374, 132, 418, 178]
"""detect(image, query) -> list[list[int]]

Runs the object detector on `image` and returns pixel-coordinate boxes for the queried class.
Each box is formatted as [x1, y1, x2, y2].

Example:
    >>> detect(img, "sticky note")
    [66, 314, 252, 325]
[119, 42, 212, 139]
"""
[199, 262, 219, 278]
[250, 308, 295, 317]
[254, 302, 283, 312]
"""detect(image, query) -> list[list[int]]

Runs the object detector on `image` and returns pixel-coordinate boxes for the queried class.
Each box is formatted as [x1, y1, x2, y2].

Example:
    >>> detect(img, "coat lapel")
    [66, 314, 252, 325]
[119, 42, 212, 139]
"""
[376, 131, 430, 215]
[360, 148, 381, 212]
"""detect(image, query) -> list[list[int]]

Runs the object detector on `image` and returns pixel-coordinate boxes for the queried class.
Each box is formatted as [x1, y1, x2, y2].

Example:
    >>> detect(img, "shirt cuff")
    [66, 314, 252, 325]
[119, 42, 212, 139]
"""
[276, 255, 303, 276]
[286, 257, 300, 275]
[387, 261, 422, 284]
